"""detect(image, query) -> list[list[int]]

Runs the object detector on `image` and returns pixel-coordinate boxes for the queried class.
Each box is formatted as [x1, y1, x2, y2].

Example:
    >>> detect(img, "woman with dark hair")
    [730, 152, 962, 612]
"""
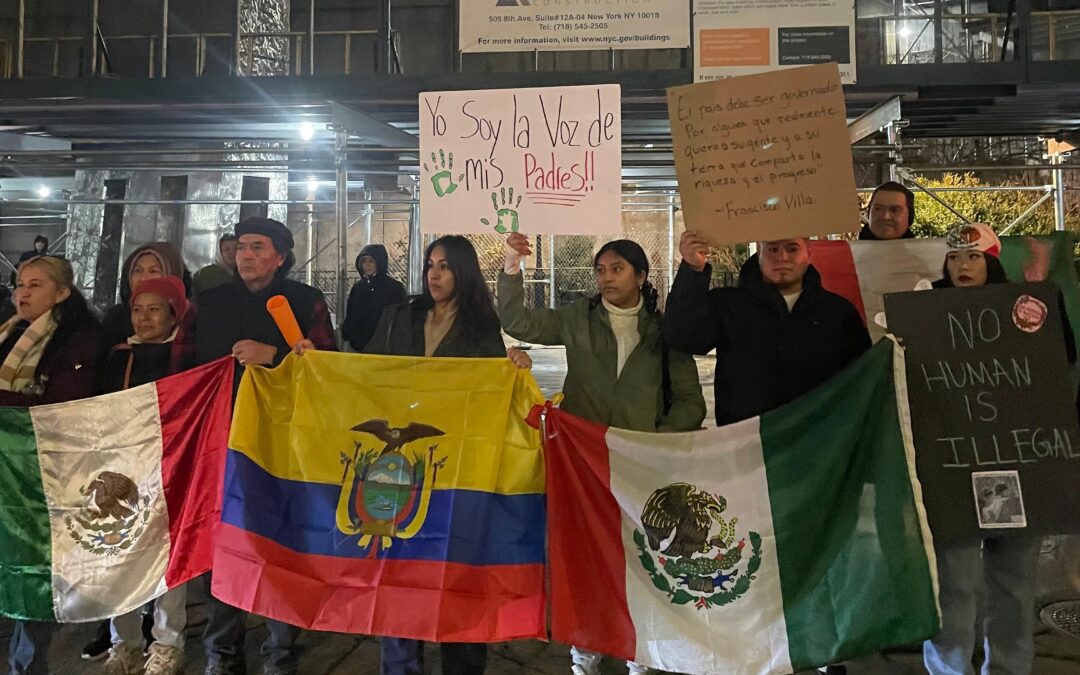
[297, 235, 527, 675]
[499, 233, 705, 433]
[364, 235, 510, 358]
[921, 223, 1063, 675]
[2, 255, 103, 675]
[498, 232, 706, 675]
[101, 242, 193, 350]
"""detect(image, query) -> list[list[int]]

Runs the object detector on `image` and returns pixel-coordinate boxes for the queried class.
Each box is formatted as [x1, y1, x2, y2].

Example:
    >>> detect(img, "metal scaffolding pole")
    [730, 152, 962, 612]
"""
[548, 235, 556, 309]
[408, 185, 423, 295]
[89, 0, 100, 76]
[885, 123, 900, 182]
[160, 0, 169, 78]
[305, 199, 315, 285]
[1051, 154, 1068, 232]
[308, 0, 316, 75]
[899, 169, 974, 224]
[999, 189, 1056, 235]
[17, 0, 24, 78]
[667, 191, 676, 289]
[334, 128, 349, 321]
[361, 188, 373, 249]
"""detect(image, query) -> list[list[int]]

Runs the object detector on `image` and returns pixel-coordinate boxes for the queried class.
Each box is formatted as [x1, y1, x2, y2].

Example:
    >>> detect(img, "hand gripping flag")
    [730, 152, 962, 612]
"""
[0, 358, 233, 622]
[212, 352, 547, 642]
[542, 339, 940, 675]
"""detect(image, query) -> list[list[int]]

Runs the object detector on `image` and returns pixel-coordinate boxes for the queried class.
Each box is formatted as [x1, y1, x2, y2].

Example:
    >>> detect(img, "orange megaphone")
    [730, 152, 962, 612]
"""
[266, 295, 304, 347]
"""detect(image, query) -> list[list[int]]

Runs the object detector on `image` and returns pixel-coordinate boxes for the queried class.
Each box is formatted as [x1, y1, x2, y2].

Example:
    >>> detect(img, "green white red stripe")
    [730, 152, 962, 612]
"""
[809, 233, 1080, 342]
[543, 340, 939, 674]
[0, 358, 232, 622]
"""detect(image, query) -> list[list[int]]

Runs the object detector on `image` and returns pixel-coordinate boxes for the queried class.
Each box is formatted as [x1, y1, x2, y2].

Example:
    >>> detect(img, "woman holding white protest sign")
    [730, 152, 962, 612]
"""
[498, 233, 706, 675]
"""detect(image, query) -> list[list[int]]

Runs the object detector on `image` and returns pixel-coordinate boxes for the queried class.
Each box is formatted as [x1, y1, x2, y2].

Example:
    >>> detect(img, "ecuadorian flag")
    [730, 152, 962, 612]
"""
[212, 352, 547, 642]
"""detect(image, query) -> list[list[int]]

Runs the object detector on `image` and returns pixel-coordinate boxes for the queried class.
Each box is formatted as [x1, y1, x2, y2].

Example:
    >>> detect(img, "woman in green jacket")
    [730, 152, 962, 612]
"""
[500, 234, 705, 434]
[500, 234, 705, 674]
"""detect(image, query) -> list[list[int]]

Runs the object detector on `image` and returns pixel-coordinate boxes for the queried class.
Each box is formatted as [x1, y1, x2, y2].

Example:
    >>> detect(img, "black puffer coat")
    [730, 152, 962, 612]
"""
[665, 255, 871, 425]
[342, 245, 407, 351]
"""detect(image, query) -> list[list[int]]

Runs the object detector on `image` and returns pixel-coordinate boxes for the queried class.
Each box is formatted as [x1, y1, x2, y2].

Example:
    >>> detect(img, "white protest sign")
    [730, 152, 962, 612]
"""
[419, 85, 622, 235]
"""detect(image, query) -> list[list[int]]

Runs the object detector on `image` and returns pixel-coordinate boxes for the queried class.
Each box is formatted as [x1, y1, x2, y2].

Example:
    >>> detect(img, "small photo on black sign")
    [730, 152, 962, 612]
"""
[972, 471, 1027, 529]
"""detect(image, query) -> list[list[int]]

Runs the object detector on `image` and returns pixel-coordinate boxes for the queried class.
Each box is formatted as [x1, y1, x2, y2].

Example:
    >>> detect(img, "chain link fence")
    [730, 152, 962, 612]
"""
[291, 193, 685, 314]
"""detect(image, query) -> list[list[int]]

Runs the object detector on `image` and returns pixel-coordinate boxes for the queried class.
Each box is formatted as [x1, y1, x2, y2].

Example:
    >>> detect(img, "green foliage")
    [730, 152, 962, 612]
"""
[909, 173, 1059, 238]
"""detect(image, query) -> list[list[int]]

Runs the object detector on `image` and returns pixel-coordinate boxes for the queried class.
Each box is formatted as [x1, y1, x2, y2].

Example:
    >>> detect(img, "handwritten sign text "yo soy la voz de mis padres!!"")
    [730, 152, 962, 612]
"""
[667, 63, 860, 246]
[418, 84, 622, 236]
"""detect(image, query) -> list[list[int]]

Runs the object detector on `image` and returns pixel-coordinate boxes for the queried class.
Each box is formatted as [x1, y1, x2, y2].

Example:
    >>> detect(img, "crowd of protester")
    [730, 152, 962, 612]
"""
[1, 181, 1065, 675]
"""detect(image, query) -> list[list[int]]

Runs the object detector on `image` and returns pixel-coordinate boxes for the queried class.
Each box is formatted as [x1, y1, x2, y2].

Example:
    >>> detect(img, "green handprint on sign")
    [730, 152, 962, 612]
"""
[423, 150, 463, 198]
[481, 187, 524, 234]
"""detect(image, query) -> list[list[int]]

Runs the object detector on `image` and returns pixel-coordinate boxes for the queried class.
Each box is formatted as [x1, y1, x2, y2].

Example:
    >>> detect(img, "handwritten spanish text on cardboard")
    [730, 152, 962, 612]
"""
[667, 63, 859, 245]
[419, 84, 622, 235]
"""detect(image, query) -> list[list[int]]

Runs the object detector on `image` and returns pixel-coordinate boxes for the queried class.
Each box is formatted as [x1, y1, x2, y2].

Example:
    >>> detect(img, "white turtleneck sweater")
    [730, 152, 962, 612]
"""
[603, 296, 643, 378]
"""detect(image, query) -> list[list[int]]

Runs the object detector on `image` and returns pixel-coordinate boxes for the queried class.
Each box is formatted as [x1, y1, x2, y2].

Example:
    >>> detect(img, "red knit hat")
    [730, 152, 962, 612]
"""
[131, 276, 189, 319]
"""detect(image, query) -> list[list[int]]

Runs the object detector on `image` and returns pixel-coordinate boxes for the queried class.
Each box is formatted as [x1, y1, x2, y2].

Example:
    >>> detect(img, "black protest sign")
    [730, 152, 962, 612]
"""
[884, 282, 1080, 543]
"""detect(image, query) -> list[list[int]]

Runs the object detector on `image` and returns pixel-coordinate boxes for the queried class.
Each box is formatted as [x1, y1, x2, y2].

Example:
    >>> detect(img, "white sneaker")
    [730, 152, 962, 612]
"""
[103, 645, 144, 675]
[627, 662, 650, 674]
[143, 643, 183, 675]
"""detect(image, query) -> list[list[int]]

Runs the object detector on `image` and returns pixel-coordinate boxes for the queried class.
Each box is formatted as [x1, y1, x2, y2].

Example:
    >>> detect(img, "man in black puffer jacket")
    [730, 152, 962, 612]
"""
[341, 244, 406, 351]
[665, 231, 870, 426]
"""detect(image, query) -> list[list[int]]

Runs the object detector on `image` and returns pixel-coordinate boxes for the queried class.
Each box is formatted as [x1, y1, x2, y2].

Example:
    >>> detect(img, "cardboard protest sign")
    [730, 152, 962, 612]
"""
[885, 282, 1080, 543]
[667, 63, 859, 246]
[419, 85, 622, 235]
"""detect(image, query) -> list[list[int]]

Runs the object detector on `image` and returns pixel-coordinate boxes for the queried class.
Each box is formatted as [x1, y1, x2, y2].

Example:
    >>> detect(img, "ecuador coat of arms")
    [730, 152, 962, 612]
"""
[336, 419, 447, 555]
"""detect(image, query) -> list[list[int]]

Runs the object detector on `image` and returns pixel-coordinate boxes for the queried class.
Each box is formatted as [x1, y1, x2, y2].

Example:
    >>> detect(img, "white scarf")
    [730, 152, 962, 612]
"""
[602, 297, 643, 378]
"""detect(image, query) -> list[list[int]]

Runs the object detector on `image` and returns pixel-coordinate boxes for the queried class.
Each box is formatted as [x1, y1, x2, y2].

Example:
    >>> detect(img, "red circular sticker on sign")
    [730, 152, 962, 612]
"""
[1013, 294, 1048, 333]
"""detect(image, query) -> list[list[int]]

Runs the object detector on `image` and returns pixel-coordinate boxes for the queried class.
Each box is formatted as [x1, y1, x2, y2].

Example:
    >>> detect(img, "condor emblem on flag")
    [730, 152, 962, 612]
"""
[336, 420, 447, 553]
[213, 352, 547, 642]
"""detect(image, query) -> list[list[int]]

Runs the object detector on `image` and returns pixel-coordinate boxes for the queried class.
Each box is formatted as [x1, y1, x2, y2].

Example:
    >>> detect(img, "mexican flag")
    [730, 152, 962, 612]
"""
[0, 358, 233, 622]
[809, 232, 1080, 343]
[543, 340, 939, 674]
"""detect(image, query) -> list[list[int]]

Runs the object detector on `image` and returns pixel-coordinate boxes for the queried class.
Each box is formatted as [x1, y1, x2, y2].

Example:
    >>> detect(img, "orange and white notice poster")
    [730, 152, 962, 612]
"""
[694, 0, 856, 84]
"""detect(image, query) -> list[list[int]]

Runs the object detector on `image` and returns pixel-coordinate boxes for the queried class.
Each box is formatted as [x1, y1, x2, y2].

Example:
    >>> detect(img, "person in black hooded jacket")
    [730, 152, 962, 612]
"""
[665, 231, 871, 426]
[9, 234, 49, 286]
[342, 244, 407, 351]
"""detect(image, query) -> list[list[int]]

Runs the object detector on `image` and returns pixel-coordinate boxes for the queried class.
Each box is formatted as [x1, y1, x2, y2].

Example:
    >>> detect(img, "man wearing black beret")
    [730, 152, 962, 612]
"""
[191, 216, 336, 675]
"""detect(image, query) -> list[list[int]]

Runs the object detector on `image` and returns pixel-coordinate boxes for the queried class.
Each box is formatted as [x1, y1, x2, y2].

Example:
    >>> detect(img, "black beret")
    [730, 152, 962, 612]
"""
[236, 217, 294, 253]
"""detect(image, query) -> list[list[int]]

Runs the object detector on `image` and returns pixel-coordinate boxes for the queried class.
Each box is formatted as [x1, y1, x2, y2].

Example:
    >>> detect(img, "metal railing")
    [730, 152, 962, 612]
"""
[0, 28, 381, 79]
[859, 13, 1018, 65]
[3, 3, 1079, 80]
[1, 0, 395, 79]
